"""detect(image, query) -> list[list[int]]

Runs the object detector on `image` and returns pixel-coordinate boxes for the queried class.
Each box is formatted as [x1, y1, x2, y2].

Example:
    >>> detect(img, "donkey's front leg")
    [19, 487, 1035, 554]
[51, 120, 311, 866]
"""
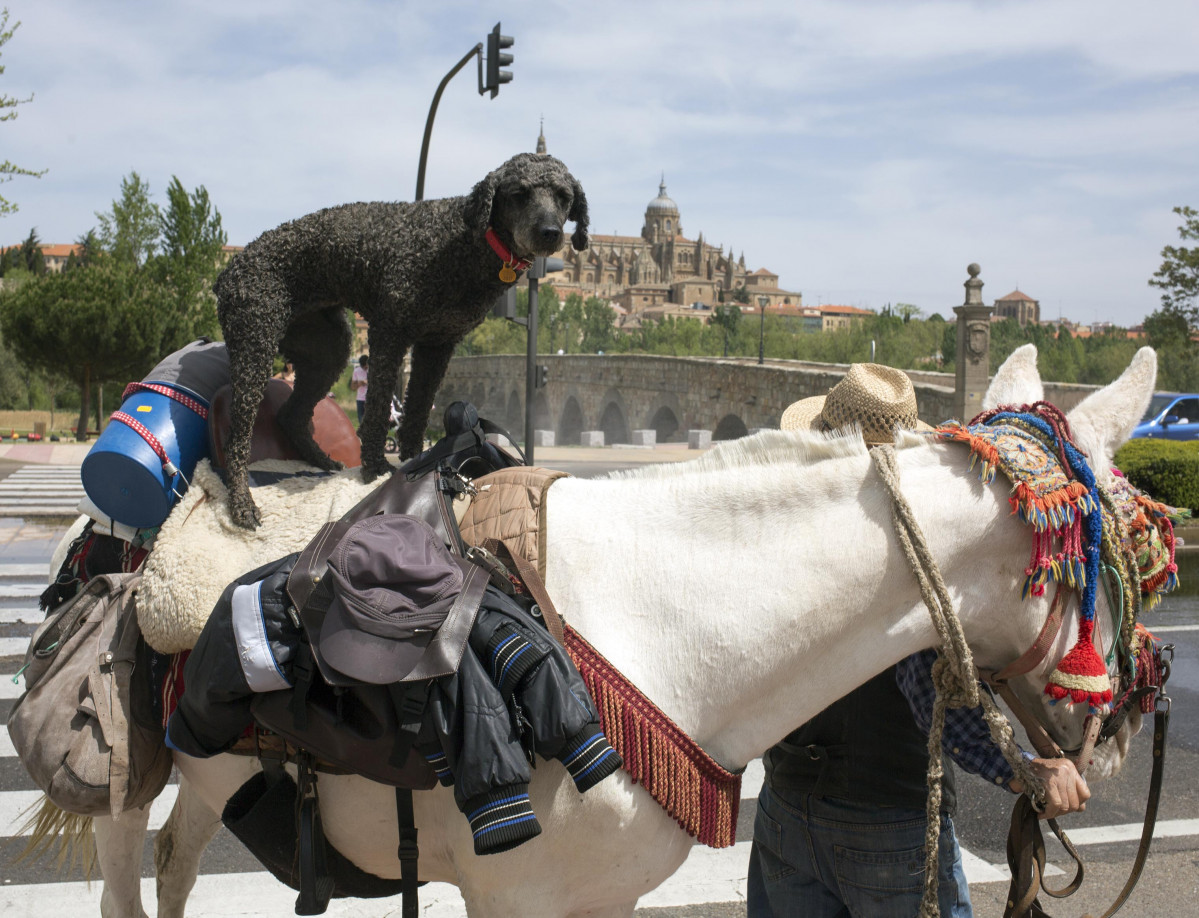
[154, 778, 222, 918]
[95, 805, 151, 918]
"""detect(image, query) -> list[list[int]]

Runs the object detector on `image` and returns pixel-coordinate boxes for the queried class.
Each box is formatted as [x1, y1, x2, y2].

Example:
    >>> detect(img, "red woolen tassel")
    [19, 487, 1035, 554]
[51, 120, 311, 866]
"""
[1045, 619, 1112, 711]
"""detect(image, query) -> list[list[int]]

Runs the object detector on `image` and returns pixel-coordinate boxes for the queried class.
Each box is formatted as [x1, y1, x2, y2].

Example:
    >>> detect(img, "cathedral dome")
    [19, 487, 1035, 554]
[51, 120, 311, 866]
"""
[646, 179, 678, 215]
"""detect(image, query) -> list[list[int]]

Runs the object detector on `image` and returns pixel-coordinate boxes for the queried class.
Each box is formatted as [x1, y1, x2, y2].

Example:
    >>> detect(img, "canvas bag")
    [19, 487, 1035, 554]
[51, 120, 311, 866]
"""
[7, 572, 173, 817]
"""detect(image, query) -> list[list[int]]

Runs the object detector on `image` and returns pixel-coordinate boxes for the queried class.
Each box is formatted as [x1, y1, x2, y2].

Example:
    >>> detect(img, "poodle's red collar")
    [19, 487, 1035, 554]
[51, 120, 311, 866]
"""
[485, 228, 532, 283]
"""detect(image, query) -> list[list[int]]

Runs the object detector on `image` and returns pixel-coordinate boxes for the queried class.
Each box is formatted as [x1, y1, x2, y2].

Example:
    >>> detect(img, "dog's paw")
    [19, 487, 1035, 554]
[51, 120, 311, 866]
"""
[360, 458, 393, 483]
[228, 496, 262, 530]
[313, 455, 344, 472]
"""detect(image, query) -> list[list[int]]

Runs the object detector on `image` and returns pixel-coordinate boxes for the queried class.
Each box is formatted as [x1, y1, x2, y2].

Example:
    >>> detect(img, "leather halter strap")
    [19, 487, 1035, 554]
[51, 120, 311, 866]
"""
[976, 586, 1106, 774]
[1002, 698, 1170, 918]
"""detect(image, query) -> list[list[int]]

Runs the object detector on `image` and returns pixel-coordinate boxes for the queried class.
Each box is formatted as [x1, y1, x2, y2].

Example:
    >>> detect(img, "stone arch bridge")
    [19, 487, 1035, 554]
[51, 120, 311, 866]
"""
[434, 355, 1097, 445]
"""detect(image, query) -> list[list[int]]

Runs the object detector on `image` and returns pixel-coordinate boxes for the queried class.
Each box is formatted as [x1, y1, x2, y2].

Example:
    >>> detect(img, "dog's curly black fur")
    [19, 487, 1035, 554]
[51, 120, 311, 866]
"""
[214, 153, 589, 528]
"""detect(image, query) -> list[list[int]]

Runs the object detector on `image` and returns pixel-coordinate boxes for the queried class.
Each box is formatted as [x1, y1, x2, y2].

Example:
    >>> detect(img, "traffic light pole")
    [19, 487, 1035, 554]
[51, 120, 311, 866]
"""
[414, 42, 483, 201]
[525, 265, 540, 464]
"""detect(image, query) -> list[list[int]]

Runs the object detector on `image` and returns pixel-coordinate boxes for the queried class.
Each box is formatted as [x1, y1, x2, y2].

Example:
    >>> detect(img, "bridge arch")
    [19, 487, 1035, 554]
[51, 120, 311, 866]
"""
[713, 413, 749, 441]
[531, 391, 552, 435]
[599, 402, 629, 445]
[600, 388, 631, 445]
[559, 396, 585, 445]
[505, 390, 522, 432]
[649, 406, 681, 442]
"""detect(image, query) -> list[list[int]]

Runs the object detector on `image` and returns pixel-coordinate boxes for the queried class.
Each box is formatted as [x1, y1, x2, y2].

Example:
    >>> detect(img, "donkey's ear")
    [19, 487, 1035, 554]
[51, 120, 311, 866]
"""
[1066, 347, 1157, 480]
[464, 169, 500, 238]
[568, 177, 590, 251]
[983, 344, 1042, 411]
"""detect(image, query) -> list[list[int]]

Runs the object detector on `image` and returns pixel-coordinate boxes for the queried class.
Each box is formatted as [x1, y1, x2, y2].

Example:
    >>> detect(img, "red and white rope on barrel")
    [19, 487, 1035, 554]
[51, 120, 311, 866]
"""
[109, 411, 182, 479]
[121, 381, 209, 420]
[110, 383, 209, 498]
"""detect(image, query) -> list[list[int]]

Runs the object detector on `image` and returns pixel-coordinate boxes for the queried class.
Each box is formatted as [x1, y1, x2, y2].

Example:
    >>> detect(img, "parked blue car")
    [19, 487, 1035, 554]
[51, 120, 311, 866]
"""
[1131, 393, 1199, 441]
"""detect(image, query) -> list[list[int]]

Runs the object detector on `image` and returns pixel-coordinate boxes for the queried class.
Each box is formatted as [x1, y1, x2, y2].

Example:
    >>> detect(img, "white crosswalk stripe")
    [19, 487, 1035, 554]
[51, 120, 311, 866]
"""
[0, 465, 85, 517]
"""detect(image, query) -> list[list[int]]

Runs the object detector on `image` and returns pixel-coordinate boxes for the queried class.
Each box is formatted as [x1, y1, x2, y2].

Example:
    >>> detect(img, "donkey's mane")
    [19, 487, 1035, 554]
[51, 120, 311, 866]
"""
[610, 425, 932, 481]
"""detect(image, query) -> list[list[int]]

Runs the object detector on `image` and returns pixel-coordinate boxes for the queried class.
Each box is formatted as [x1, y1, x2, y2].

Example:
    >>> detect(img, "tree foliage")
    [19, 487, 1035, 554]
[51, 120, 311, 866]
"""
[96, 172, 161, 267]
[0, 9, 44, 217]
[1149, 206, 1199, 323]
[0, 173, 227, 433]
[0, 258, 177, 438]
[145, 176, 227, 352]
[1144, 206, 1199, 391]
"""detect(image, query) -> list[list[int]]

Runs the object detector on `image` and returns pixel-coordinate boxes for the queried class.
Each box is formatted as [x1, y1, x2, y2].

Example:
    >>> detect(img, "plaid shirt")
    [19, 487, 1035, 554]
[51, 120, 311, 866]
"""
[896, 649, 1030, 792]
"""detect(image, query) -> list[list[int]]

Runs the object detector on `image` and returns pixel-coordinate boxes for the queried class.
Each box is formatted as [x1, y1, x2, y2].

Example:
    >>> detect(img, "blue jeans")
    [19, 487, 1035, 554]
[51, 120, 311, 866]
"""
[747, 784, 973, 918]
[356, 399, 365, 423]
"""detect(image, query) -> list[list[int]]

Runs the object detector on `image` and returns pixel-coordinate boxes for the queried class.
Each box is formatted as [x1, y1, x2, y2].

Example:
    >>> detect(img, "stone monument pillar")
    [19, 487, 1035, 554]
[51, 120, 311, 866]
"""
[953, 263, 994, 422]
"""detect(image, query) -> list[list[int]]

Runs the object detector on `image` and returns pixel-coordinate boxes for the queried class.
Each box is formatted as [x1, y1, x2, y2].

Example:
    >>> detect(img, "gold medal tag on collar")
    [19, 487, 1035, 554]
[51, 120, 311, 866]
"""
[499, 265, 517, 283]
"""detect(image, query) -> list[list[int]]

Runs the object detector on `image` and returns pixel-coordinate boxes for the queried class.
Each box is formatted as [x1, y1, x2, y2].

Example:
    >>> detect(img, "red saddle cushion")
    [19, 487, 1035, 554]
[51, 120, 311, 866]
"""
[207, 380, 362, 470]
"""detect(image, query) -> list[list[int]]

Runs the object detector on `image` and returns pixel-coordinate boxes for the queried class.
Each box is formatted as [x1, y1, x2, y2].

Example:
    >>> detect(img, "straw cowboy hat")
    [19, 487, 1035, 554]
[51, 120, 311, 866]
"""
[780, 363, 933, 445]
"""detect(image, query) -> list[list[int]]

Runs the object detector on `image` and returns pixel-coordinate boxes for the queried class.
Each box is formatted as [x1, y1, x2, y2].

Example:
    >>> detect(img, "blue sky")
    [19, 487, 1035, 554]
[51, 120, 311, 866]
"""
[4, 0, 1198, 328]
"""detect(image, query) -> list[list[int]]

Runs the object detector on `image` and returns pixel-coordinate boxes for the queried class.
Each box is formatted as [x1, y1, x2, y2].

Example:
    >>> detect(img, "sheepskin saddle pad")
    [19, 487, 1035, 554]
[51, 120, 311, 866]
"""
[138, 459, 383, 654]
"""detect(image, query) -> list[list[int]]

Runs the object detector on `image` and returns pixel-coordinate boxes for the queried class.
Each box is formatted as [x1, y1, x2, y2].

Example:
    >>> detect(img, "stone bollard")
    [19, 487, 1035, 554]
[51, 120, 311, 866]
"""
[580, 431, 605, 447]
[631, 429, 656, 446]
[533, 430, 555, 447]
[688, 429, 712, 450]
[486, 432, 515, 449]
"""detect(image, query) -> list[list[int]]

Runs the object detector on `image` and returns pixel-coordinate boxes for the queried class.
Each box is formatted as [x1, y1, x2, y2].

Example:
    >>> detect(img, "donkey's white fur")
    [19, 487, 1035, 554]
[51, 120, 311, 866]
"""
[984, 342, 1044, 409]
[88, 348, 1156, 918]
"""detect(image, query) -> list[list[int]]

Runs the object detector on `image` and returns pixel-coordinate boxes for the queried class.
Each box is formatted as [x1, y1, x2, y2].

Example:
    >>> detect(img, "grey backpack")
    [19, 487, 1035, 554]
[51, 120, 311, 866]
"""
[7, 572, 173, 817]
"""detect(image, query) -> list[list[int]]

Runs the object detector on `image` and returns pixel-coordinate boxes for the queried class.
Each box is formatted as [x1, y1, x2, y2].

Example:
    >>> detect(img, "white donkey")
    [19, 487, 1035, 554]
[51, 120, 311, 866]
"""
[84, 345, 1154, 918]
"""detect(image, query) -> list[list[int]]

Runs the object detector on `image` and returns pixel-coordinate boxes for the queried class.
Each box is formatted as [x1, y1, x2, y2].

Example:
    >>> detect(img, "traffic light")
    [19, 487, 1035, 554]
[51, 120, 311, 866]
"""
[491, 287, 516, 320]
[485, 23, 514, 99]
[535, 365, 548, 388]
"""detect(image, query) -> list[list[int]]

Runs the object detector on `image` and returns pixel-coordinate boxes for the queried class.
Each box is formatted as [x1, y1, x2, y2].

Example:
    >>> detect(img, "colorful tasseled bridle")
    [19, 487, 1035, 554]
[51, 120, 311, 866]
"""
[938, 401, 1184, 715]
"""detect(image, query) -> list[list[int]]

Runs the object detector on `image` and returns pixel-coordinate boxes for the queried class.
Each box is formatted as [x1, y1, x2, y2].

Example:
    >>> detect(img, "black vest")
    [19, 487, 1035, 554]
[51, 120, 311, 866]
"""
[763, 666, 956, 814]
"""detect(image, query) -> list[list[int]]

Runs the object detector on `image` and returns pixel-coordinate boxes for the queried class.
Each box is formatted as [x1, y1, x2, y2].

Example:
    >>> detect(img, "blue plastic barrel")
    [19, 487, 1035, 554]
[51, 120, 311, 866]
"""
[80, 383, 211, 529]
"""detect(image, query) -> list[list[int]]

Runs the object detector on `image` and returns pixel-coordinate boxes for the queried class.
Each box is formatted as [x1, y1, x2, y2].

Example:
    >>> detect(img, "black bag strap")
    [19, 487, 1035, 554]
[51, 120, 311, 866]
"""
[396, 787, 420, 918]
[294, 754, 334, 915]
[386, 681, 430, 768]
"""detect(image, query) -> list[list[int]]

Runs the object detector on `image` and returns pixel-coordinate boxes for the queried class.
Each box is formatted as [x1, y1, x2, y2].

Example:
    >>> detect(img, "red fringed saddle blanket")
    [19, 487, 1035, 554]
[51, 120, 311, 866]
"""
[564, 625, 741, 849]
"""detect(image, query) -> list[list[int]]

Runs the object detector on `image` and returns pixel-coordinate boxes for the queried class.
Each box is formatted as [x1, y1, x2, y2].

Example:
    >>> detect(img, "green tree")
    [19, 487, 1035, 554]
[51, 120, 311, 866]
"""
[535, 284, 561, 353]
[0, 10, 44, 217]
[1149, 206, 1199, 325]
[580, 297, 615, 354]
[96, 171, 160, 266]
[0, 259, 175, 438]
[16, 225, 42, 274]
[146, 176, 226, 350]
[64, 229, 101, 271]
[558, 292, 584, 353]
[710, 303, 742, 356]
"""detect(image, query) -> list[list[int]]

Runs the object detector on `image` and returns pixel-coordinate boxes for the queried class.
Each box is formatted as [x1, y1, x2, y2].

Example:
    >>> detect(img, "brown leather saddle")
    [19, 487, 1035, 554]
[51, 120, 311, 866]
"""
[207, 379, 362, 469]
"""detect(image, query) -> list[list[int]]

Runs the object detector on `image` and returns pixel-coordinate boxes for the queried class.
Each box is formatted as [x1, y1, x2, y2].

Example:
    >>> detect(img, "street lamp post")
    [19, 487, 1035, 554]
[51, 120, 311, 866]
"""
[414, 23, 515, 202]
[758, 295, 769, 365]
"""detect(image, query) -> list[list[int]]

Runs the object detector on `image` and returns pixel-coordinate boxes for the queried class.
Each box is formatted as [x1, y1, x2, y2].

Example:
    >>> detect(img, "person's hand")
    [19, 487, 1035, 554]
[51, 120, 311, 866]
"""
[1010, 757, 1090, 819]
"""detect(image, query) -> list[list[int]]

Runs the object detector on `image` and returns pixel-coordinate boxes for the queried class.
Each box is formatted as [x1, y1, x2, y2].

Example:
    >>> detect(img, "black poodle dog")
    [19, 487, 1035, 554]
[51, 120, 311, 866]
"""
[214, 153, 589, 528]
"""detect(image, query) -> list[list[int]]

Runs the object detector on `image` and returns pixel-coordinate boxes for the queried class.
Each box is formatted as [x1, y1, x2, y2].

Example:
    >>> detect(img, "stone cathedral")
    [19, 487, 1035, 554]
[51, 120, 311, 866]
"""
[542, 128, 800, 311]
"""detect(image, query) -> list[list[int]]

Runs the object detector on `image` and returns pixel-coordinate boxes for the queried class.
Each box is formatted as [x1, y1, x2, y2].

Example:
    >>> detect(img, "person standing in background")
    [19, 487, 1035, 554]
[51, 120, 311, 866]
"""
[351, 354, 369, 424]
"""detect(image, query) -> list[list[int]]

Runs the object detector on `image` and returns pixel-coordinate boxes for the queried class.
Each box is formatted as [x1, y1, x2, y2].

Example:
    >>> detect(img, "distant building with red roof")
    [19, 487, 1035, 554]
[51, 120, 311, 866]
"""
[994, 288, 1040, 326]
